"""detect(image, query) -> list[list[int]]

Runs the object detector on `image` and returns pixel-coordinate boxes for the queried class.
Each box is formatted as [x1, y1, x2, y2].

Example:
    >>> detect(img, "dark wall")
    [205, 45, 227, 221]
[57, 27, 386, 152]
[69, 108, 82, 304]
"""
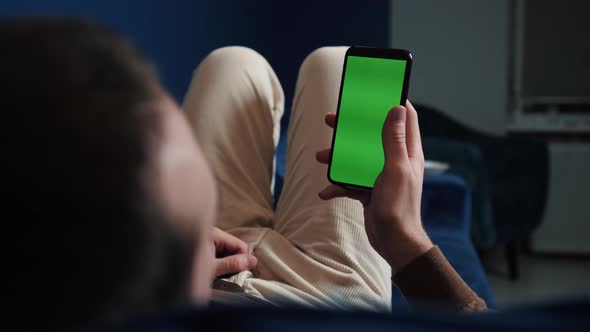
[1, 0, 390, 108]
[1, 0, 223, 101]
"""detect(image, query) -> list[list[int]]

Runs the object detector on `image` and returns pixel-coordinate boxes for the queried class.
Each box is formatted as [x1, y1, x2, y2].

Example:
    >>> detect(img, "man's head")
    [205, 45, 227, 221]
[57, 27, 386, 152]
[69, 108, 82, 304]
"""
[2, 18, 217, 329]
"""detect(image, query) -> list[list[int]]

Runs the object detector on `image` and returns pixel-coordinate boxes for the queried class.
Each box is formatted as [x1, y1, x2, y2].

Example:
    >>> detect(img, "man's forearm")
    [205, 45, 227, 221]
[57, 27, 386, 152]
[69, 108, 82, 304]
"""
[393, 246, 487, 312]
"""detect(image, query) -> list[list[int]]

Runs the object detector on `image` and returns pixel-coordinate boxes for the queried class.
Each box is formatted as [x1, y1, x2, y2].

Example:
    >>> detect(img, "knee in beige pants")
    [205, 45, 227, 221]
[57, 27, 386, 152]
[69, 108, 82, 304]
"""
[184, 46, 391, 311]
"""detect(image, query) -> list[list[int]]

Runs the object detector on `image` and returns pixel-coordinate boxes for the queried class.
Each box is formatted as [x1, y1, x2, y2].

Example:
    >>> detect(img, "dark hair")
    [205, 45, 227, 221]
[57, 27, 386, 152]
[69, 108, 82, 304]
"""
[1, 18, 193, 330]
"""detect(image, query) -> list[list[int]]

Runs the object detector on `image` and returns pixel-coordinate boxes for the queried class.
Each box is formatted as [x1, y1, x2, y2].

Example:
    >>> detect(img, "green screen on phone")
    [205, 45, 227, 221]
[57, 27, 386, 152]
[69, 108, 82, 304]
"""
[330, 55, 407, 188]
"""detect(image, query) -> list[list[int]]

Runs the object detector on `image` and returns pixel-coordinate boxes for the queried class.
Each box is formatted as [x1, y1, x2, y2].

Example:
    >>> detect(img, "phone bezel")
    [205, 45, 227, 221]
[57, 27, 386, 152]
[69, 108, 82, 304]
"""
[327, 46, 413, 191]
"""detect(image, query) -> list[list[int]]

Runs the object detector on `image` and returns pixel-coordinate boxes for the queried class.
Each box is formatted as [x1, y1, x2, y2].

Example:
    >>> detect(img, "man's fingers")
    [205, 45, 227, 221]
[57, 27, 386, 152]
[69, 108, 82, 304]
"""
[315, 148, 331, 164]
[214, 254, 257, 277]
[318, 184, 348, 200]
[382, 106, 409, 164]
[318, 184, 370, 204]
[325, 112, 337, 129]
[212, 227, 249, 255]
[405, 101, 424, 164]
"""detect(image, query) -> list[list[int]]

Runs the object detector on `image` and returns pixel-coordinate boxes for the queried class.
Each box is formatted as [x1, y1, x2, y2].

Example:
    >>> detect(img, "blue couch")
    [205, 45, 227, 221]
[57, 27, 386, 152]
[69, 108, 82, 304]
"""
[113, 299, 590, 331]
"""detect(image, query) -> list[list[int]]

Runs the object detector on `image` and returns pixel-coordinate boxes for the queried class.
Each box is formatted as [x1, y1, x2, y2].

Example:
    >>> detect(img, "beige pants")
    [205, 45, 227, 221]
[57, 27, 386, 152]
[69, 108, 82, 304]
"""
[183, 47, 391, 311]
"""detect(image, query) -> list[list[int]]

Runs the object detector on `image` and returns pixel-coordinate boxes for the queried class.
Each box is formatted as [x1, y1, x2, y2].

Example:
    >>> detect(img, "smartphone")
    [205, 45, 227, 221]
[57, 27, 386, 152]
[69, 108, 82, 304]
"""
[328, 46, 412, 190]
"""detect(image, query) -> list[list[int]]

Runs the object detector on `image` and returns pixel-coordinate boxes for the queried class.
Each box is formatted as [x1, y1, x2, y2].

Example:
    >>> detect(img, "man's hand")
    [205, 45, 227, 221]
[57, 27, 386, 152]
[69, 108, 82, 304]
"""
[211, 227, 257, 277]
[315, 101, 433, 271]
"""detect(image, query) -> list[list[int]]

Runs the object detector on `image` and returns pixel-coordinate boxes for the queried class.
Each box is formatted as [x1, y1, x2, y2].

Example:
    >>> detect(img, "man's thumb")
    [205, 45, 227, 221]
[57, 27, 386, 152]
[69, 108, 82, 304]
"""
[382, 105, 409, 162]
[215, 254, 257, 277]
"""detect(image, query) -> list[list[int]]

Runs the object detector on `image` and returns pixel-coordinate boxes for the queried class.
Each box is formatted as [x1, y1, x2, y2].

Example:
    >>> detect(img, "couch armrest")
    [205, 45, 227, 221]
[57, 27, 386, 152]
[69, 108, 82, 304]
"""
[421, 174, 471, 234]
[422, 138, 496, 250]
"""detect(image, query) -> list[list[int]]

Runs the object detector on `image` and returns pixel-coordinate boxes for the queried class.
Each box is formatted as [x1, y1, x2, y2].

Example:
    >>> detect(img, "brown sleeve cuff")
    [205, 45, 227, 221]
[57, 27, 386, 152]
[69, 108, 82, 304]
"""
[393, 246, 487, 312]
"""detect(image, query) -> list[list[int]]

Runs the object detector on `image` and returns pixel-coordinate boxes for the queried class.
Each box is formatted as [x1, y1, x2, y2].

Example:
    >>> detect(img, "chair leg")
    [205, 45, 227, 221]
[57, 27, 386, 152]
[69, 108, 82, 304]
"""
[506, 241, 519, 281]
